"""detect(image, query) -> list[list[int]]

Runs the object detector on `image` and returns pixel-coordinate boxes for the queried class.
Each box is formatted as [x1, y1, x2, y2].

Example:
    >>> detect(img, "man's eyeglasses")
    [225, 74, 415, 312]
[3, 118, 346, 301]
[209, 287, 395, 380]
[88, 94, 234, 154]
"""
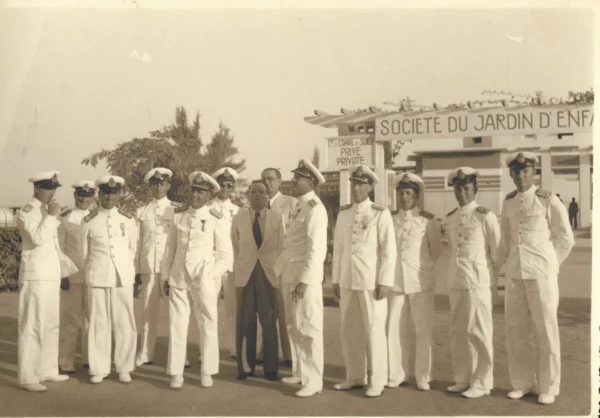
[220, 183, 235, 190]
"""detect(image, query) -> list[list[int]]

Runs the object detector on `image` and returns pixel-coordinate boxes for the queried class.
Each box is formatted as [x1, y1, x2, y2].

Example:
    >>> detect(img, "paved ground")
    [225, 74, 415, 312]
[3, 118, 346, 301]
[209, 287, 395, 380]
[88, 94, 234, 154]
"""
[0, 241, 593, 416]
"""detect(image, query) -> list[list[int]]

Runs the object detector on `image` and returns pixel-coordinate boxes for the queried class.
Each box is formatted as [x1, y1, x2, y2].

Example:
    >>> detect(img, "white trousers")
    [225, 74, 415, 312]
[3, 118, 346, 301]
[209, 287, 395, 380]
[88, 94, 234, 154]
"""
[18, 281, 60, 384]
[88, 286, 137, 376]
[282, 282, 323, 391]
[59, 283, 89, 369]
[168, 279, 219, 376]
[386, 291, 434, 384]
[219, 271, 237, 357]
[505, 277, 560, 396]
[134, 273, 163, 363]
[340, 288, 388, 389]
[448, 287, 493, 390]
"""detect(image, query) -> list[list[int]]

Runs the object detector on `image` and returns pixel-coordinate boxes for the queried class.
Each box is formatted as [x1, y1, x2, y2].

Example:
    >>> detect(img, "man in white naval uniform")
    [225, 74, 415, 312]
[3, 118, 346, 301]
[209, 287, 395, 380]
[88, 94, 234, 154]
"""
[444, 167, 501, 398]
[79, 176, 138, 384]
[17, 171, 77, 392]
[496, 152, 574, 405]
[258, 167, 298, 368]
[162, 171, 231, 389]
[332, 165, 396, 398]
[134, 167, 181, 367]
[279, 159, 328, 398]
[211, 167, 240, 359]
[57, 180, 96, 374]
[386, 172, 441, 392]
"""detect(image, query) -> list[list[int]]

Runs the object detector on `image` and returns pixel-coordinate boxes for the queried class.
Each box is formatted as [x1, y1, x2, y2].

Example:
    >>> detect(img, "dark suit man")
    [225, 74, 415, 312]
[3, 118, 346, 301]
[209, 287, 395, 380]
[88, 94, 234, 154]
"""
[231, 180, 285, 380]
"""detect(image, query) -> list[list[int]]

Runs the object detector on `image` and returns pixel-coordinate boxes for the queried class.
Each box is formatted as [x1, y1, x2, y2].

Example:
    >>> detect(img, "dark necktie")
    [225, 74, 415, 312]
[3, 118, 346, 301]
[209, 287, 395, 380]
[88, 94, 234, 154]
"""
[253, 211, 263, 248]
[267, 200, 271, 209]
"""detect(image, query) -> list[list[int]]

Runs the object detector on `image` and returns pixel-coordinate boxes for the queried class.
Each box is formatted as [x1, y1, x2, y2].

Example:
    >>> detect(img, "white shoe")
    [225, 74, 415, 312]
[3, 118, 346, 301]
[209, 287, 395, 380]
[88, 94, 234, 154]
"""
[90, 374, 107, 384]
[200, 375, 213, 388]
[184, 359, 191, 368]
[417, 381, 430, 391]
[462, 387, 490, 398]
[281, 376, 302, 385]
[507, 389, 534, 400]
[385, 380, 404, 388]
[20, 383, 47, 392]
[119, 373, 132, 383]
[538, 394, 555, 405]
[135, 358, 151, 367]
[447, 383, 470, 393]
[295, 386, 321, 397]
[40, 374, 70, 383]
[170, 375, 184, 389]
[333, 380, 365, 390]
[365, 385, 384, 398]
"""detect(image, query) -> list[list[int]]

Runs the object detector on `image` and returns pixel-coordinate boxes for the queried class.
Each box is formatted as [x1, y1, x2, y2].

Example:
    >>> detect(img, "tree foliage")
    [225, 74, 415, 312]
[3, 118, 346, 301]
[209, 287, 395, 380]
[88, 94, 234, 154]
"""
[82, 107, 245, 211]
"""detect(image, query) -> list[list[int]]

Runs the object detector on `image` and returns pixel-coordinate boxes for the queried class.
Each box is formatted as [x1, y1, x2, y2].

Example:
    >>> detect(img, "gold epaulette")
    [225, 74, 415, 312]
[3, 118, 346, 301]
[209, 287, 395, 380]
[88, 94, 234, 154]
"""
[372, 203, 386, 211]
[446, 208, 458, 217]
[60, 208, 73, 217]
[21, 204, 33, 213]
[84, 210, 98, 222]
[209, 208, 223, 219]
[118, 208, 132, 219]
[170, 201, 183, 208]
[419, 210, 434, 220]
[308, 199, 318, 208]
[174, 205, 189, 213]
[505, 190, 518, 200]
[339, 204, 352, 211]
[536, 188, 551, 199]
[476, 206, 490, 214]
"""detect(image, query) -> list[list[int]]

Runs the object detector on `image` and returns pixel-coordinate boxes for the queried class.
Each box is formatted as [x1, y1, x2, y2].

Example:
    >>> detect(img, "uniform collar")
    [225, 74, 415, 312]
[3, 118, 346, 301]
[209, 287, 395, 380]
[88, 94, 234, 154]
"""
[153, 196, 169, 206]
[190, 204, 209, 215]
[98, 206, 118, 214]
[215, 197, 230, 205]
[459, 200, 478, 213]
[400, 206, 419, 219]
[269, 191, 281, 207]
[73, 207, 89, 213]
[518, 185, 537, 199]
[354, 198, 372, 212]
[250, 207, 267, 217]
[297, 190, 316, 203]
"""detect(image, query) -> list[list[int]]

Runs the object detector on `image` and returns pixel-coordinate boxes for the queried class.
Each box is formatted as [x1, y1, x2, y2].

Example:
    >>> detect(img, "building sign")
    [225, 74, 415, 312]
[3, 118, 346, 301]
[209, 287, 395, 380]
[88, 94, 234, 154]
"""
[326, 136, 375, 169]
[376, 104, 594, 141]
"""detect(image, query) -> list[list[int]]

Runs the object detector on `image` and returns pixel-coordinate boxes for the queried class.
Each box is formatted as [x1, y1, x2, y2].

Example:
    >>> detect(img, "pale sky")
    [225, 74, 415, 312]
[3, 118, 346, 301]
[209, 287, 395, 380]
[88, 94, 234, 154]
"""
[0, 5, 594, 207]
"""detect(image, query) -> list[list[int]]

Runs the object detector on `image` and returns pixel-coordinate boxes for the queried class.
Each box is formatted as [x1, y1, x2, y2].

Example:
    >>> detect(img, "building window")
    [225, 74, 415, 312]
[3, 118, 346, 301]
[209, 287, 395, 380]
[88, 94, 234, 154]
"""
[473, 137, 482, 144]
[348, 125, 355, 133]
[367, 126, 375, 133]
[357, 125, 365, 133]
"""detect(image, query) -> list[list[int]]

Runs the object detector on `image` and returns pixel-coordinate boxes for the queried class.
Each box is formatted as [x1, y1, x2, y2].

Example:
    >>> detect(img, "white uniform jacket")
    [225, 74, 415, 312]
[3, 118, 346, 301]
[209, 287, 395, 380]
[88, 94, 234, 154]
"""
[496, 186, 574, 280]
[281, 191, 328, 287]
[332, 199, 396, 290]
[391, 208, 441, 294]
[58, 207, 90, 283]
[231, 208, 285, 288]
[79, 207, 137, 287]
[445, 201, 501, 289]
[269, 192, 298, 231]
[162, 205, 231, 290]
[209, 198, 240, 273]
[18, 198, 77, 281]
[135, 197, 180, 275]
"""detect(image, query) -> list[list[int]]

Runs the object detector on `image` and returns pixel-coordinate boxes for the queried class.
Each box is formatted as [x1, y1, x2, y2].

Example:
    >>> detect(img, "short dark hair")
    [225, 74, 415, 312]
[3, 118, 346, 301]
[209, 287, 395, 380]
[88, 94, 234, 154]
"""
[249, 179, 267, 189]
[261, 168, 281, 179]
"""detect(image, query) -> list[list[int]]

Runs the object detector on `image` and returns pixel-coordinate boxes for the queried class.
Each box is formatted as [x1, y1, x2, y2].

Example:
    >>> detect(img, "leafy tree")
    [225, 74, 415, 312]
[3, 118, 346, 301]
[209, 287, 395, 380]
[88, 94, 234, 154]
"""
[82, 107, 246, 211]
[204, 122, 246, 175]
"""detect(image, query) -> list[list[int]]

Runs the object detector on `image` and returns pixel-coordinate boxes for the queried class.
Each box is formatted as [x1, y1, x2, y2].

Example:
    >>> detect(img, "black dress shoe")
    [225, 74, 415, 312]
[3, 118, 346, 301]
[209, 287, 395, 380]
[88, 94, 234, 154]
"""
[282, 360, 293, 368]
[143, 361, 153, 366]
[230, 355, 236, 360]
[236, 372, 247, 380]
[255, 359, 264, 365]
[264, 372, 278, 381]
[83, 364, 89, 369]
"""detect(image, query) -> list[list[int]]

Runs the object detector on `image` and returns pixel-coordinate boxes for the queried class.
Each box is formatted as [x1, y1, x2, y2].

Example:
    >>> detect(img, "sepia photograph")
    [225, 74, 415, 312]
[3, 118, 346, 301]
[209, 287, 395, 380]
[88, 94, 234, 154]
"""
[0, 0, 596, 416]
